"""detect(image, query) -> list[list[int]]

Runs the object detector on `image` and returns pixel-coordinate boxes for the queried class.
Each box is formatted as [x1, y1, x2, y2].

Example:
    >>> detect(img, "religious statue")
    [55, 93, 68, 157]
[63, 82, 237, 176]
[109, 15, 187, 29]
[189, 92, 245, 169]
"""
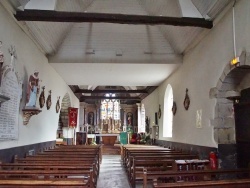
[127, 113, 132, 125]
[39, 86, 45, 108]
[26, 70, 40, 107]
[46, 90, 52, 110]
[88, 112, 94, 125]
[56, 96, 60, 113]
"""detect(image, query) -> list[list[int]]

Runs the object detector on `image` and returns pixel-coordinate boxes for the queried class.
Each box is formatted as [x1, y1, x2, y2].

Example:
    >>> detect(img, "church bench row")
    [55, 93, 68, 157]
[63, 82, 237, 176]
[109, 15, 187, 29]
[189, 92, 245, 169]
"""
[121, 145, 201, 188]
[2, 145, 101, 187]
[129, 158, 175, 188]
[122, 145, 181, 166]
[0, 162, 97, 178]
[0, 169, 94, 188]
[129, 157, 204, 188]
[0, 179, 91, 188]
[153, 179, 250, 188]
[14, 157, 99, 185]
[142, 167, 250, 188]
[125, 153, 198, 173]
[50, 144, 102, 163]
[120, 145, 165, 157]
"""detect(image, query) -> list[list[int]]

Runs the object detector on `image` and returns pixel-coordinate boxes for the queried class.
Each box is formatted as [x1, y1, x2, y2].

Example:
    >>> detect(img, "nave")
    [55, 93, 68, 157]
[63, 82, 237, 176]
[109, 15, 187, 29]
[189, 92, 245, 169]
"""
[1, 144, 250, 187]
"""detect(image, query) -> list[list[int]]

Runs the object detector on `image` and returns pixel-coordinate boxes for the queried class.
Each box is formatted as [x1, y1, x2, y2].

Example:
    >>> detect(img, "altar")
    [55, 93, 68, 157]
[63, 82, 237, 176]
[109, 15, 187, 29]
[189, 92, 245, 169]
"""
[88, 134, 119, 146]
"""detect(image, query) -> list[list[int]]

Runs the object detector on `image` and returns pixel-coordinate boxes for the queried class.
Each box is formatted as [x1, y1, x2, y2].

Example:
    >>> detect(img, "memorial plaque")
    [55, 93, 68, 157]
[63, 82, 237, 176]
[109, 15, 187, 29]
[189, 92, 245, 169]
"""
[0, 68, 21, 140]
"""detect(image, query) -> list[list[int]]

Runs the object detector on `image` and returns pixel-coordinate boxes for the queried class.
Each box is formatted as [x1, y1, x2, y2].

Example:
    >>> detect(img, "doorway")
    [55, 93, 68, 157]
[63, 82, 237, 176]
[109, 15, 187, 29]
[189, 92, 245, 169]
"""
[234, 88, 250, 168]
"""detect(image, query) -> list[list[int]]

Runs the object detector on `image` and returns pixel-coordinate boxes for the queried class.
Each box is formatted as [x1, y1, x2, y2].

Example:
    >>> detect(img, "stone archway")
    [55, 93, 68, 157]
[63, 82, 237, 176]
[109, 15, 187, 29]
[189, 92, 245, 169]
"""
[59, 93, 71, 128]
[209, 51, 250, 168]
[57, 93, 71, 143]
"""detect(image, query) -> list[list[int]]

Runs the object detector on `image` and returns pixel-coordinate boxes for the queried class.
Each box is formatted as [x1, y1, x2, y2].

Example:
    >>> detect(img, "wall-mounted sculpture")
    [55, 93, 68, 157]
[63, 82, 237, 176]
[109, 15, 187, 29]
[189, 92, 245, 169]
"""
[46, 90, 52, 110]
[39, 86, 45, 108]
[183, 88, 190, 110]
[172, 101, 177, 115]
[56, 96, 60, 113]
[88, 112, 94, 125]
[26, 70, 40, 108]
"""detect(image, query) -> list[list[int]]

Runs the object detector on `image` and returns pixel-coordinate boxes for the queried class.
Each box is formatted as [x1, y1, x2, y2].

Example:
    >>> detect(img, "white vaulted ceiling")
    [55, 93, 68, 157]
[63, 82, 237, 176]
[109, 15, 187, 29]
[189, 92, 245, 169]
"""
[2, 0, 231, 89]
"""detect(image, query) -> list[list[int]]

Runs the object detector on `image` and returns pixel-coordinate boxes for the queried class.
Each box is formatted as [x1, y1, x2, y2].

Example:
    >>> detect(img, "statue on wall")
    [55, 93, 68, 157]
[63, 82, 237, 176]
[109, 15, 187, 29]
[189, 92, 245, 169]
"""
[46, 90, 52, 110]
[127, 112, 133, 125]
[39, 86, 45, 108]
[88, 112, 94, 125]
[146, 116, 150, 133]
[26, 70, 40, 107]
[56, 96, 60, 113]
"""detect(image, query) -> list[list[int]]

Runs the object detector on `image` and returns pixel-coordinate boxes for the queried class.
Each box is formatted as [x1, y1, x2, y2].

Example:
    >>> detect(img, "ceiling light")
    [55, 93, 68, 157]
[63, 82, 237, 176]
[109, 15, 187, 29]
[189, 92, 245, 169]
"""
[230, 57, 240, 66]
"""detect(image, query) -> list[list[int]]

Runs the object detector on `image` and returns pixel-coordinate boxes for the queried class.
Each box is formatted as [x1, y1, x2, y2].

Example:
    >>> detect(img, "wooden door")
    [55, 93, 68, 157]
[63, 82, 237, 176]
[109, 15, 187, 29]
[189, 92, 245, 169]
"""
[234, 103, 250, 168]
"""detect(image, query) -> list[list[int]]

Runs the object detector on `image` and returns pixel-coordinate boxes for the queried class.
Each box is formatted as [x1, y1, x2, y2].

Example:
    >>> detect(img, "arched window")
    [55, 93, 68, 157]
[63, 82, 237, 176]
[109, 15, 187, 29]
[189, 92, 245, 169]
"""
[101, 93, 120, 120]
[163, 84, 173, 137]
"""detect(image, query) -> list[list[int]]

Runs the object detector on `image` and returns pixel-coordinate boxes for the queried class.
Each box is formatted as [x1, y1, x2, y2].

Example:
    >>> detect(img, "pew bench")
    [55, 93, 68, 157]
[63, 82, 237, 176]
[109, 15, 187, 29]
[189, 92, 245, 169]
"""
[129, 158, 175, 188]
[0, 169, 94, 187]
[0, 179, 91, 188]
[143, 168, 250, 188]
[14, 157, 99, 177]
[153, 179, 250, 188]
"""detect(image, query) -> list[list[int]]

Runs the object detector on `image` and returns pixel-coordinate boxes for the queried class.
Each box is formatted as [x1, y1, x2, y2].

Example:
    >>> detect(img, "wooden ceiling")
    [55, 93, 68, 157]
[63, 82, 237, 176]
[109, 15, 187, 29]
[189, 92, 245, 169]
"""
[69, 85, 157, 104]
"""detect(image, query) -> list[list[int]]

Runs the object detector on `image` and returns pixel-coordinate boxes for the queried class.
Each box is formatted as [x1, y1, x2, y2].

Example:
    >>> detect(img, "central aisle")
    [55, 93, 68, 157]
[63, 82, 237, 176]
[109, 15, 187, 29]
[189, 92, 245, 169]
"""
[97, 155, 130, 188]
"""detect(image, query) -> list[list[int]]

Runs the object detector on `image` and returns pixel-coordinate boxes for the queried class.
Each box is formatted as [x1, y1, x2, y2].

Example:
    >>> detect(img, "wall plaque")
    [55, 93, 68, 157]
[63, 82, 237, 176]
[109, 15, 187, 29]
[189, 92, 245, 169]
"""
[0, 46, 22, 140]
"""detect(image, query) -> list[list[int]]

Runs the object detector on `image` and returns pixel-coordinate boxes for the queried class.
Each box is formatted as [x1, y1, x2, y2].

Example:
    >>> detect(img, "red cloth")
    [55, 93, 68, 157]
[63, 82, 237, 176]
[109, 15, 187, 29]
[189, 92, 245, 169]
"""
[68, 107, 78, 127]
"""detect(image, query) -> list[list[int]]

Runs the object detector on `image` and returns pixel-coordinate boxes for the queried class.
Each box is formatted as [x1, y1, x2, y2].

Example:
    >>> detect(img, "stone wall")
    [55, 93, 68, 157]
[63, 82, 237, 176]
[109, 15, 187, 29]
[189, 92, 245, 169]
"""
[59, 93, 71, 127]
[209, 51, 249, 144]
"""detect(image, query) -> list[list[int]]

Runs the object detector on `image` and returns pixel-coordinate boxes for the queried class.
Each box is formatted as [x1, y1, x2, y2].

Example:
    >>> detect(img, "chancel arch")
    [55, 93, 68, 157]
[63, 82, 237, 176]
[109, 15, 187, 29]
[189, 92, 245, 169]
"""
[210, 51, 250, 168]
[57, 93, 71, 143]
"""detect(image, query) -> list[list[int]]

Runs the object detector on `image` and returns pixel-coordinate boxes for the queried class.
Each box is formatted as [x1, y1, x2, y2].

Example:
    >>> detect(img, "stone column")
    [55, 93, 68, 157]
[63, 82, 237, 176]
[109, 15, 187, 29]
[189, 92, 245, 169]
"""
[136, 103, 141, 133]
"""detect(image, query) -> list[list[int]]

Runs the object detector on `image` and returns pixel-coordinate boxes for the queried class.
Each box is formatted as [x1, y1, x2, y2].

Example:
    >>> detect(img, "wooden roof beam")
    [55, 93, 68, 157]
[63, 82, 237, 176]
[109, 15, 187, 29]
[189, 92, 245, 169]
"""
[15, 10, 213, 28]
[80, 96, 141, 101]
[75, 89, 148, 94]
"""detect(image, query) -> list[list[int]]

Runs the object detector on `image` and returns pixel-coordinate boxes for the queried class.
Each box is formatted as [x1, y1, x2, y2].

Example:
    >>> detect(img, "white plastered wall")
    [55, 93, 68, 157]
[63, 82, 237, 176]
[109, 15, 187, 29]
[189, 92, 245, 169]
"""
[143, 0, 250, 148]
[143, 88, 159, 127]
[0, 4, 79, 149]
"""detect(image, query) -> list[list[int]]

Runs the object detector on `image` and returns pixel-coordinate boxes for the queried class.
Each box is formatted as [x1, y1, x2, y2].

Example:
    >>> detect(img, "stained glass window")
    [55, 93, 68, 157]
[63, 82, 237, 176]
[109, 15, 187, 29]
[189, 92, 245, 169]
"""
[101, 94, 120, 120]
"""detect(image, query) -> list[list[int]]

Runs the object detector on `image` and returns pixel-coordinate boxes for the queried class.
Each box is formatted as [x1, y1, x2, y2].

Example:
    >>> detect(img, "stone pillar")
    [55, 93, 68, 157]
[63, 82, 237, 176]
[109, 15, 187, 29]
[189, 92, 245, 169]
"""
[136, 103, 141, 133]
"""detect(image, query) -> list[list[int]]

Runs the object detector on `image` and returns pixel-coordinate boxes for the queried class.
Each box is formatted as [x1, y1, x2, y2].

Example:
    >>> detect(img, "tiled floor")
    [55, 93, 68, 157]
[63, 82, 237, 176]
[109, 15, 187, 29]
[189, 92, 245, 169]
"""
[97, 154, 153, 188]
[97, 155, 130, 188]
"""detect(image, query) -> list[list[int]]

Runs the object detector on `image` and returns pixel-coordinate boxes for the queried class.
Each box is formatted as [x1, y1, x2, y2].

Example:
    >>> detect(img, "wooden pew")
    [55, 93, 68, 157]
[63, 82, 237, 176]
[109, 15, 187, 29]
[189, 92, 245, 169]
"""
[48, 145, 102, 164]
[125, 152, 196, 172]
[126, 154, 198, 177]
[129, 158, 175, 188]
[0, 179, 91, 188]
[1, 145, 101, 187]
[153, 179, 250, 188]
[143, 168, 250, 188]
[0, 162, 97, 179]
[0, 169, 94, 187]
[124, 148, 198, 188]
[13, 153, 99, 186]
[122, 146, 179, 166]
[14, 159, 99, 182]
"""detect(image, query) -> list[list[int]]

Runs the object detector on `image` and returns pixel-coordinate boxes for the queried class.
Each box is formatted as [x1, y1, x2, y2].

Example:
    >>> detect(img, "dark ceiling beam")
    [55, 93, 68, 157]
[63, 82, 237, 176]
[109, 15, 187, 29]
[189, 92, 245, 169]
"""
[80, 96, 141, 101]
[75, 89, 148, 94]
[139, 86, 158, 100]
[15, 10, 213, 29]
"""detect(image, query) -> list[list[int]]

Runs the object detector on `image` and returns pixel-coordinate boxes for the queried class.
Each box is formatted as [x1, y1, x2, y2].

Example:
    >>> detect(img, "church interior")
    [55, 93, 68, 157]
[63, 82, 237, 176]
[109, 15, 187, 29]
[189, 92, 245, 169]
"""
[1, 0, 250, 187]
